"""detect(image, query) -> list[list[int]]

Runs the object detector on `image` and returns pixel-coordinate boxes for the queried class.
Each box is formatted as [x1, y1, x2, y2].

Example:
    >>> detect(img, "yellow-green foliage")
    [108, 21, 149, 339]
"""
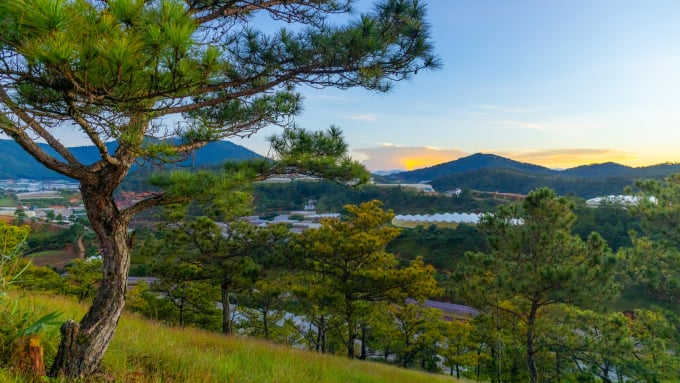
[6, 292, 470, 383]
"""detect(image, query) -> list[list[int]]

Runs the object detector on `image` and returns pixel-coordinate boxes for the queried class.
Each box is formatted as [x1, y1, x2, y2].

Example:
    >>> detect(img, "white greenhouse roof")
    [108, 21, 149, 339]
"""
[393, 212, 482, 224]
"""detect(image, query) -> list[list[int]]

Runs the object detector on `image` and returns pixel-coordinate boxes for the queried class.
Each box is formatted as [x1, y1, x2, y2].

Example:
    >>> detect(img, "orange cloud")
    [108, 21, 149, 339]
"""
[493, 148, 639, 169]
[351, 146, 665, 172]
[352, 146, 469, 171]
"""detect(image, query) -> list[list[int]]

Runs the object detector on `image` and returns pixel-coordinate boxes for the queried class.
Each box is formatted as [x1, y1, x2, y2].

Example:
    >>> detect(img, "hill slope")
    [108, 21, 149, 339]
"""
[0, 139, 262, 180]
[428, 168, 634, 199]
[384, 153, 680, 198]
[389, 153, 555, 183]
[7, 292, 468, 383]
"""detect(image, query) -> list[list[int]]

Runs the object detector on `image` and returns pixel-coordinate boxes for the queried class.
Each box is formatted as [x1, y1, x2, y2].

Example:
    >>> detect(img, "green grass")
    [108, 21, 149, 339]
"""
[14, 199, 66, 209]
[5, 292, 473, 383]
[0, 197, 17, 207]
[26, 250, 67, 258]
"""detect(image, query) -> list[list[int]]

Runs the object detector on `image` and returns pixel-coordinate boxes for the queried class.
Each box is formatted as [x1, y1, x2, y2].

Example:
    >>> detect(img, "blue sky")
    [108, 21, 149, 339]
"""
[9, 1, 679, 171]
[238, 0, 680, 171]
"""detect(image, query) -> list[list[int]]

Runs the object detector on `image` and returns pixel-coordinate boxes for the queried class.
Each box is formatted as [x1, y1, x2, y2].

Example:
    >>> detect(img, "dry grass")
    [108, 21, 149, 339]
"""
[3, 292, 477, 383]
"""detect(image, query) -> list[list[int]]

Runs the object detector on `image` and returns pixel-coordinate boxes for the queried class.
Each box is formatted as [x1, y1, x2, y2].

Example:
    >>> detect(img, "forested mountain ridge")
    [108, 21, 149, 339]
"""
[5, 140, 680, 199]
[386, 153, 680, 198]
[388, 153, 555, 182]
[389, 153, 680, 183]
[0, 139, 262, 180]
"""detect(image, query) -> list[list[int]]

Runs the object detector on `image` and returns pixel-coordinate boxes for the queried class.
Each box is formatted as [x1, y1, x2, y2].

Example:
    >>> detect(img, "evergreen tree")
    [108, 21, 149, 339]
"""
[295, 200, 440, 358]
[624, 174, 680, 303]
[456, 188, 618, 383]
[0, 0, 436, 376]
[160, 201, 289, 334]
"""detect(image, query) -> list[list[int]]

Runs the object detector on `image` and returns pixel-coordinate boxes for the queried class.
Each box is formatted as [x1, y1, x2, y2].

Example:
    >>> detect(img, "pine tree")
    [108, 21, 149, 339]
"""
[457, 188, 618, 383]
[0, 0, 437, 376]
[295, 200, 440, 358]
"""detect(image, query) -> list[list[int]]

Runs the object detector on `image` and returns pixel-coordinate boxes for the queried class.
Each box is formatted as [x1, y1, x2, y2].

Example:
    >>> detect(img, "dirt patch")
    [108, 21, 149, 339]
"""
[29, 245, 80, 269]
[29, 252, 79, 269]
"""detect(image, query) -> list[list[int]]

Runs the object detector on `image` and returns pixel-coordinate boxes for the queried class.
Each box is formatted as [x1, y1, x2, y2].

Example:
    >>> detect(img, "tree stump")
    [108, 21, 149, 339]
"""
[11, 335, 46, 377]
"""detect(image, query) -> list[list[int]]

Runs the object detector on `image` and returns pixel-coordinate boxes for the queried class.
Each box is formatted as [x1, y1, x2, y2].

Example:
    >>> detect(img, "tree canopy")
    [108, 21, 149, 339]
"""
[624, 174, 680, 303]
[456, 188, 618, 383]
[0, 0, 437, 377]
[294, 200, 440, 358]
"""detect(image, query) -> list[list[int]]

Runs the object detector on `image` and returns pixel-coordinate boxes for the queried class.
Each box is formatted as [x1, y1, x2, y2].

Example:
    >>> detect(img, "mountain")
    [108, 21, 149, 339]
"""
[382, 153, 680, 198]
[559, 162, 634, 179]
[0, 139, 262, 180]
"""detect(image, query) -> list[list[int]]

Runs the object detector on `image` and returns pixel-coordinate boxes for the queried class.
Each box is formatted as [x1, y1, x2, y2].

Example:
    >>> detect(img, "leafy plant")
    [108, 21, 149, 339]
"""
[0, 222, 61, 366]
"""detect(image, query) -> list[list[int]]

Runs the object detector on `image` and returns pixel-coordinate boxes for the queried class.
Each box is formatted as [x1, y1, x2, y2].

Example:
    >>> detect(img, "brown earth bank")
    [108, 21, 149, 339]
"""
[28, 250, 79, 269]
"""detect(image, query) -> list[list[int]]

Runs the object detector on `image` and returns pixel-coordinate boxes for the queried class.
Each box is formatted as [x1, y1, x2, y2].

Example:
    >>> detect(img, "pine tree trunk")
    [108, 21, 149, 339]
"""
[263, 309, 270, 339]
[315, 316, 324, 353]
[319, 315, 327, 353]
[178, 296, 185, 326]
[360, 324, 368, 359]
[221, 281, 232, 334]
[526, 300, 539, 383]
[345, 298, 355, 359]
[49, 185, 131, 378]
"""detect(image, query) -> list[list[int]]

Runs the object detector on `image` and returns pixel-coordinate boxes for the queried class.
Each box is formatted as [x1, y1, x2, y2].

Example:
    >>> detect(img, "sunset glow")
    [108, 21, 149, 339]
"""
[353, 146, 680, 172]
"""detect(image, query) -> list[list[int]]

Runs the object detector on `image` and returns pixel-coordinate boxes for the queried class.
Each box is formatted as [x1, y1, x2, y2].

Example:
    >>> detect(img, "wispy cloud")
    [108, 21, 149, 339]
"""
[345, 114, 378, 122]
[489, 120, 549, 131]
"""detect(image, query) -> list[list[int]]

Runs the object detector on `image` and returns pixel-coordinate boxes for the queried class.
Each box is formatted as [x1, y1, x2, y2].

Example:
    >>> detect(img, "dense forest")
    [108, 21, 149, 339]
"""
[9, 175, 679, 381]
[251, 180, 502, 214]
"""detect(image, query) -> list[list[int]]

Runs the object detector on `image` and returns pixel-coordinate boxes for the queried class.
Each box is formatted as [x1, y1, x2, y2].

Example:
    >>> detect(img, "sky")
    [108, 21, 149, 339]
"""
[7, 1, 680, 172]
[235, 0, 680, 171]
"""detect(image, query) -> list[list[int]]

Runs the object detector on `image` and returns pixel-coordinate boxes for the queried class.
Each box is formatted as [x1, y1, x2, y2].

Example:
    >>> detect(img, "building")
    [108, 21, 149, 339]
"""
[392, 212, 482, 228]
[373, 183, 436, 193]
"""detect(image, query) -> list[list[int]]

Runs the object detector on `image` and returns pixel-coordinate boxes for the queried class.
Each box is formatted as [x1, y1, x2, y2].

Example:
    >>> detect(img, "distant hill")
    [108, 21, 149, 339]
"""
[382, 153, 680, 198]
[389, 153, 555, 183]
[0, 139, 262, 180]
[559, 162, 634, 179]
[559, 162, 680, 179]
[427, 168, 634, 199]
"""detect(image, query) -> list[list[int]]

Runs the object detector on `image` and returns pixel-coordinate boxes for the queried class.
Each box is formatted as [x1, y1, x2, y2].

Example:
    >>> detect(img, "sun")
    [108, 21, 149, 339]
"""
[402, 158, 438, 171]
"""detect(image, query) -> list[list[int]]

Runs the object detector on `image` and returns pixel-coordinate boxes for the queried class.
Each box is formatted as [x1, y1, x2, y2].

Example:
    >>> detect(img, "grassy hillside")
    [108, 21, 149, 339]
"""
[4, 292, 469, 383]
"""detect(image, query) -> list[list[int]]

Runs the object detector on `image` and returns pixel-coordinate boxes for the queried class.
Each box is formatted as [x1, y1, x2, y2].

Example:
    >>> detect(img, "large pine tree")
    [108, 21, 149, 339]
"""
[0, 0, 437, 377]
[457, 188, 618, 383]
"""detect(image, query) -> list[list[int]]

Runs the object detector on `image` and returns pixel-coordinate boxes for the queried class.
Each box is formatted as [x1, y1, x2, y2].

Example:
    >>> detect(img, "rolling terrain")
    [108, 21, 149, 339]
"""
[4, 140, 680, 198]
[386, 153, 680, 198]
[0, 139, 261, 180]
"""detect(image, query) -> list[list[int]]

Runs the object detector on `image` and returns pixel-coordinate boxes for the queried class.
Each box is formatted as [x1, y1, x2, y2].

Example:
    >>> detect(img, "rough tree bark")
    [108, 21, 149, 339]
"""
[50, 182, 132, 377]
